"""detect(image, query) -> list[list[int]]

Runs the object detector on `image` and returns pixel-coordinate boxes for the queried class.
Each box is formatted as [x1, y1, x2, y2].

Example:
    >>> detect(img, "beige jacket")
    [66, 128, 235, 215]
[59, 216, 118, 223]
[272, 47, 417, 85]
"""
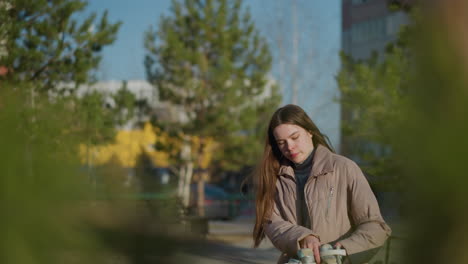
[264, 145, 391, 263]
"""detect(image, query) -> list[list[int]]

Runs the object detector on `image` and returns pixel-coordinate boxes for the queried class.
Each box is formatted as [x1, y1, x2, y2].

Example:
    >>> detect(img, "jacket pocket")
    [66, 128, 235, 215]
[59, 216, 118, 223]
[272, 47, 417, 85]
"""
[325, 186, 334, 219]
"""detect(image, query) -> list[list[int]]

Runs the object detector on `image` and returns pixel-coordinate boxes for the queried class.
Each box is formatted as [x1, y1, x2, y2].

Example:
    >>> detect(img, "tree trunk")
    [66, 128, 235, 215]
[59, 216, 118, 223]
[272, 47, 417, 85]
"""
[177, 161, 194, 208]
[197, 175, 205, 217]
[178, 136, 194, 211]
[196, 138, 206, 217]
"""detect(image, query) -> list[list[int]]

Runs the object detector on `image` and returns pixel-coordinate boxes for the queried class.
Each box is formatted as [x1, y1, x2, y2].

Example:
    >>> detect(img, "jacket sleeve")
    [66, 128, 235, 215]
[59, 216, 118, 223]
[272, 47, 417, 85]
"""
[338, 161, 392, 255]
[264, 196, 319, 257]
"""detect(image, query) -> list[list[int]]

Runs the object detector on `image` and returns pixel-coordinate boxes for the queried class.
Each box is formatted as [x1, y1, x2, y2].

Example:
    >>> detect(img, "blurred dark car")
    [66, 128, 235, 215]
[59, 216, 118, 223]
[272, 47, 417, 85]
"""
[189, 183, 230, 220]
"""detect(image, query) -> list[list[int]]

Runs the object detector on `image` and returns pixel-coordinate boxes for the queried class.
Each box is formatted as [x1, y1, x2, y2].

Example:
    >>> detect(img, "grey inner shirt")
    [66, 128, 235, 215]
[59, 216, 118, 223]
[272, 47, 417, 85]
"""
[293, 148, 315, 227]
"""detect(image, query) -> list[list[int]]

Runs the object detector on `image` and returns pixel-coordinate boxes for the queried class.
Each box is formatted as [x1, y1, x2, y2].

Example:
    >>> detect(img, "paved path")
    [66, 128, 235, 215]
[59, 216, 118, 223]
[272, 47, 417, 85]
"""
[175, 216, 279, 264]
[175, 216, 407, 264]
[176, 239, 278, 264]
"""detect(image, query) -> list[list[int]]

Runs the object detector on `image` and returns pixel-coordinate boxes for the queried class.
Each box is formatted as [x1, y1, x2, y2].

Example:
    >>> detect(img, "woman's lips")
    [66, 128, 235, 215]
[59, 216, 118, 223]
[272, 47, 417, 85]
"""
[290, 153, 299, 158]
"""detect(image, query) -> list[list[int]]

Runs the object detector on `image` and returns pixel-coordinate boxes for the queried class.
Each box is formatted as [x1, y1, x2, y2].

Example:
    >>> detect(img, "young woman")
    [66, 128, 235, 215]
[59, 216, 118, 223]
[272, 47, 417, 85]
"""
[253, 104, 391, 264]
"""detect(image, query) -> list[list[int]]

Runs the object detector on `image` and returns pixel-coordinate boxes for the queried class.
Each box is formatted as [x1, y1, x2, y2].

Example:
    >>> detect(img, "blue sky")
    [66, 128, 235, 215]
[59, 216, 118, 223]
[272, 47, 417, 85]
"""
[84, 0, 342, 150]
[84, 0, 172, 80]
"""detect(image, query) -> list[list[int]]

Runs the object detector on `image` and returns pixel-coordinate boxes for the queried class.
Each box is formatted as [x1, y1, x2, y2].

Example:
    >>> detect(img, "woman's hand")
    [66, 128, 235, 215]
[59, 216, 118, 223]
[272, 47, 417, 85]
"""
[300, 235, 321, 264]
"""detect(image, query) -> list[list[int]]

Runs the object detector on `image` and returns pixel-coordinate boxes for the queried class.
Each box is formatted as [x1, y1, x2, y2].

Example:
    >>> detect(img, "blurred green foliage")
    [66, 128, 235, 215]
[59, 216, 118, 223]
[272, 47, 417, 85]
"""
[0, 0, 191, 262]
[340, 3, 468, 263]
[1, 87, 97, 263]
[0, 86, 188, 264]
[400, 3, 468, 263]
[337, 22, 415, 191]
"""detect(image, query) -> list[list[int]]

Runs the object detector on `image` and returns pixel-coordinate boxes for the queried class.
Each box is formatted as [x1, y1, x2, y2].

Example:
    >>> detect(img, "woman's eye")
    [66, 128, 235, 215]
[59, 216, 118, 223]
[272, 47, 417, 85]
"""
[292, 136, 299, 140]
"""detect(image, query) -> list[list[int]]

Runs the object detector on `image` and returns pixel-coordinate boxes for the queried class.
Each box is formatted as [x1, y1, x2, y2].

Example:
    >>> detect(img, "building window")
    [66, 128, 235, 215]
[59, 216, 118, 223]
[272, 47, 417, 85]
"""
[350, 17, 386, 43]
[351, 0, 372, 5]
[386, 12, 408, 36]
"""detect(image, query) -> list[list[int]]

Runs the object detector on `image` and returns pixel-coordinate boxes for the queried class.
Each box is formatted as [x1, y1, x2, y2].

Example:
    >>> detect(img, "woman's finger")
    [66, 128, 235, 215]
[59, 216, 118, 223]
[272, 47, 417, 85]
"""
[313, 244, 321, 264]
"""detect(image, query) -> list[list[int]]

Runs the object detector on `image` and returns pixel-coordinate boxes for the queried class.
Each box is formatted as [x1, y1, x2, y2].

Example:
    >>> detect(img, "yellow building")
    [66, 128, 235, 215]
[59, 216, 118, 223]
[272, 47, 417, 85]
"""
[79, 123, 215, 169]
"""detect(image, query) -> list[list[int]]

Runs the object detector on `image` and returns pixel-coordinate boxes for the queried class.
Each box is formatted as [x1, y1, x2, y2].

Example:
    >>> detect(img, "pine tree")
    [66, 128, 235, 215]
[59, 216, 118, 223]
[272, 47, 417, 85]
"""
[0, 0, 132, 143]
[112, 81, 137, 127]
[1, 0, 121, 93]
[145, 0, 280, 171]
[0, 1, 129, 180]
[336, 22, 415, 191]
[144, 0, 280, 213]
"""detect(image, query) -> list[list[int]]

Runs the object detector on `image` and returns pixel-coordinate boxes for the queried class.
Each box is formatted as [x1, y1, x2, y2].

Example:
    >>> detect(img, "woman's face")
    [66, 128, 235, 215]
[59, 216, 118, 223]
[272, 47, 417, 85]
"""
[273, 124, 314, 164]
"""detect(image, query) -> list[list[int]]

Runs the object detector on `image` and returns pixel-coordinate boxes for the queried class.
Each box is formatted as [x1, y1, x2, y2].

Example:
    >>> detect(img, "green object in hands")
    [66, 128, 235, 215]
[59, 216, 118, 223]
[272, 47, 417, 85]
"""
[285, 244, 347, 264]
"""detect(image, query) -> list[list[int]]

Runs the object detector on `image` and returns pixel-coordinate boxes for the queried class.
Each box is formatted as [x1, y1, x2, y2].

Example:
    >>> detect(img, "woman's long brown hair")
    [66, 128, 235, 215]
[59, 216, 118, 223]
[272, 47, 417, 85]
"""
[253, 104, 334, 247]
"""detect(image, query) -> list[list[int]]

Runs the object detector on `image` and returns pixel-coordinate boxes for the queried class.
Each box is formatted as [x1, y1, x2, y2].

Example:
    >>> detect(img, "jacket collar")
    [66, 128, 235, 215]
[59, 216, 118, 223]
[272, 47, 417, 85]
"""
[278, 144, 334, 178]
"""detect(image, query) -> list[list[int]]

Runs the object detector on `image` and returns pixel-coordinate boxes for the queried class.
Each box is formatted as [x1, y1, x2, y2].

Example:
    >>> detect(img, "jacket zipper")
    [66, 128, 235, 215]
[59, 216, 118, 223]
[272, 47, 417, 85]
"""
[325, 187, 334, 218]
